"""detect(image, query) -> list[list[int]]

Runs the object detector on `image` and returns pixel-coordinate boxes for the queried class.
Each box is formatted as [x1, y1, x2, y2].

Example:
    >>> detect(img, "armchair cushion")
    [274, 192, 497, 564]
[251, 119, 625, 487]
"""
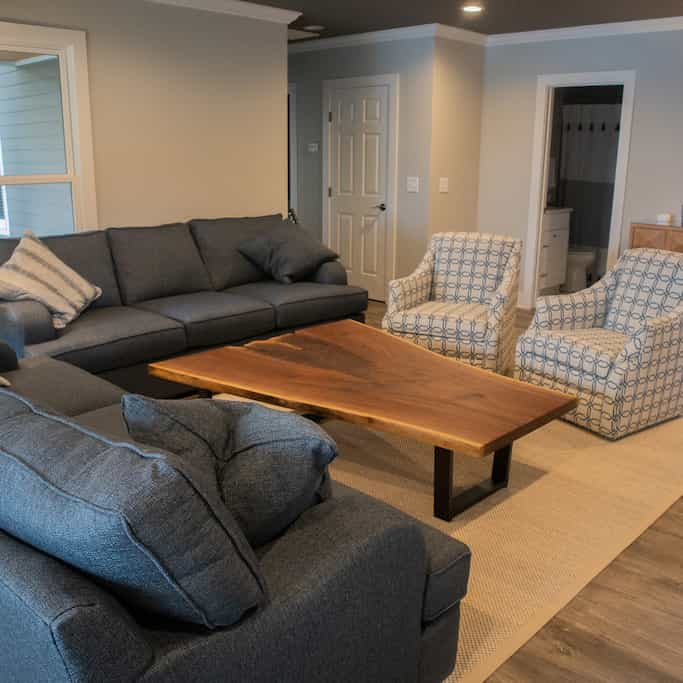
[383, 301, 489, 339]
[517, 328, 628, 388]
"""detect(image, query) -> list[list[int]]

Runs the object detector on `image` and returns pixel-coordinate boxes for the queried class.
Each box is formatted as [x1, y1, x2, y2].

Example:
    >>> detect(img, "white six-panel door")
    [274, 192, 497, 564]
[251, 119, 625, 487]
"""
[326, 82, 393, 301]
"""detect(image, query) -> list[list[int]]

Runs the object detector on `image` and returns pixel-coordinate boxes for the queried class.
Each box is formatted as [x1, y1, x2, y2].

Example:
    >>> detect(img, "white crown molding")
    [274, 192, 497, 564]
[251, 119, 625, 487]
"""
[487, 16, 683, 46]
[288, 23, 486, 54]
[145, 0, 301, 24]
[288, 15, 683, 53]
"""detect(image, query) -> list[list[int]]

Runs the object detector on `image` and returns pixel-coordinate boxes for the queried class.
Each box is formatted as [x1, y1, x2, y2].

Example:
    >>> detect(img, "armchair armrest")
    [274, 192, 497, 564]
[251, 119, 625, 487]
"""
[308, 260, 348, 285]
[531, 275, 614, 333]
[0, 300, 56, 351]
[487, 245, 521, 327]
[615, 305, 683, 370]
[385, 251, 434, 316]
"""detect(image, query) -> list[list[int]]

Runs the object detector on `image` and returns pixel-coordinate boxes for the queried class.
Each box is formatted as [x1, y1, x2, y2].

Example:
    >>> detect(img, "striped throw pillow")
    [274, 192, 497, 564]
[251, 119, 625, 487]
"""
[0, 233, 101, 329]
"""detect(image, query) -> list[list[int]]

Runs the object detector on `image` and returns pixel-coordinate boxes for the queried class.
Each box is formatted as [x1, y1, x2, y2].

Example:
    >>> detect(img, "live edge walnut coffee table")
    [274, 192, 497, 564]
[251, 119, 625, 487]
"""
[150, 320, 576, 521]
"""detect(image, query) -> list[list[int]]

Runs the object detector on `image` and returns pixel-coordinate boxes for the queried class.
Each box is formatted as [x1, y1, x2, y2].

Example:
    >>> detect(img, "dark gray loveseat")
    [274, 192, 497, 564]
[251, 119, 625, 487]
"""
[0, 355, 471, 683]
[0, 215, 368, 396]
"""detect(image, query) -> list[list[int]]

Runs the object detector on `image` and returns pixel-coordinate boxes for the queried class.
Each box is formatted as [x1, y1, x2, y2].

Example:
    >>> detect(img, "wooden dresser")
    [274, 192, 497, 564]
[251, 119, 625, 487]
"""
[631, 223, 683, 253]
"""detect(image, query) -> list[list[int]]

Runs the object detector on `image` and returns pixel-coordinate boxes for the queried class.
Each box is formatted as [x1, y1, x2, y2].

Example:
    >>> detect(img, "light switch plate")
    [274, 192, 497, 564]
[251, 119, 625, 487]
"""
[439, 177, 449, 193]
[407, 176, 420, 193]
[307, 142, 319, 153]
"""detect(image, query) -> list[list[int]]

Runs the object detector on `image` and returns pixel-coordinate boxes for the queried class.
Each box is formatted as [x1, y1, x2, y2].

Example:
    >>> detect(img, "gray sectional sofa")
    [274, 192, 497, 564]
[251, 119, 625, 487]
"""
[0, 215, 368, 396]
[0, 354, 471, 683]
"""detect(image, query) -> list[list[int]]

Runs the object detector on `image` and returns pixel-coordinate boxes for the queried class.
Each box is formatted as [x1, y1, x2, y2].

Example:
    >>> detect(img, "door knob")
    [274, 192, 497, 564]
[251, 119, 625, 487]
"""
[374, 203, 387, 212]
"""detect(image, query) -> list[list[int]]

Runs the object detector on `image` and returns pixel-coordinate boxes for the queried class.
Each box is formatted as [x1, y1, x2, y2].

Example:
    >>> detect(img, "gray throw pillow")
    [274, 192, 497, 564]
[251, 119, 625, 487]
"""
[0, 390, 266, 629]
[122, 396, 338, 547]
[238, 223, 339, 283]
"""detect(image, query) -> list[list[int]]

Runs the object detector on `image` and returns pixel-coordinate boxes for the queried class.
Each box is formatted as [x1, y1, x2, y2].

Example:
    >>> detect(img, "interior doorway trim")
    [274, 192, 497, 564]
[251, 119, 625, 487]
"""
[288, 83, 298, 214]
[523, 70, 636, 308]
[322, 73, 400, 286]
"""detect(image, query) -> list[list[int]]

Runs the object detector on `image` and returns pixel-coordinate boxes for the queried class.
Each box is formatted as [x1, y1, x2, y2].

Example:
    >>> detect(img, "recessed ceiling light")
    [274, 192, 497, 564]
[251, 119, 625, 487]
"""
[303, 25, 325, 32]
[462, 3, 483, 13]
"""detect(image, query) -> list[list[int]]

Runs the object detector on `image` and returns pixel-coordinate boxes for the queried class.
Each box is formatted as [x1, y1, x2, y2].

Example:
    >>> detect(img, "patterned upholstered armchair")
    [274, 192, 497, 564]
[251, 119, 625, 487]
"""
[516, 249, 683, 439]
[382, 233, 522, 374]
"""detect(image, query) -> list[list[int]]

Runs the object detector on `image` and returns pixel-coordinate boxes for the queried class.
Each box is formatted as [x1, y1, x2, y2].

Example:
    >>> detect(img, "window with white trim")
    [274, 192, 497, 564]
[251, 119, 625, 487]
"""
[0, 23, 98, 238]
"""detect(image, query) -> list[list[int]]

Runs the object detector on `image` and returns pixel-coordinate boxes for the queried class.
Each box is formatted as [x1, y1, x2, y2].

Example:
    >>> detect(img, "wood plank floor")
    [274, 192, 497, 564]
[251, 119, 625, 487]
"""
[365, 300, 683, 682]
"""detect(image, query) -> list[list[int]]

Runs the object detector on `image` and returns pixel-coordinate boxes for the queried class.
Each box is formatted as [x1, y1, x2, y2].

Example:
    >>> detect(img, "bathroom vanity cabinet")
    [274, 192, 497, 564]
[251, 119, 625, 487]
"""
[538, 208, 571, 290]
[630, 223, 683, 253]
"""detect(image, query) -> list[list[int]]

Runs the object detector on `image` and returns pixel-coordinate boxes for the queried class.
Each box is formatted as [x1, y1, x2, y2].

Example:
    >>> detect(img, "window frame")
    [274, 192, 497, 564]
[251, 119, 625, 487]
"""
[0, 21, 98, 232]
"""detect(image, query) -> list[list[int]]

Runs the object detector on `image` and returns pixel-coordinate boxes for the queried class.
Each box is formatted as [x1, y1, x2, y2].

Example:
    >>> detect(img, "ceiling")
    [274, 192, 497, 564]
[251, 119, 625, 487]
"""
[267, 0, 683, 38]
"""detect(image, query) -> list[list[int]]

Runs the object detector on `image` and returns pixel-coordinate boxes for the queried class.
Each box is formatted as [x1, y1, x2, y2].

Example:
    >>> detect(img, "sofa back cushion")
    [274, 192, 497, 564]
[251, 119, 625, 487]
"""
[0, 231, 121, 308]
[107, 224, 212, 304]
[0, 390, 267, 628]
[605, 249, 683, 336]
[190, 214, 283, 290]
[430, 232, 519, 305]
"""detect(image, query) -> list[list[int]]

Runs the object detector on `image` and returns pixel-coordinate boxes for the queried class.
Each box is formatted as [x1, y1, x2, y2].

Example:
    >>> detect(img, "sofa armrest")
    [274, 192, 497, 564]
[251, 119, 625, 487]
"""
[138, 488, 437, 683]
[0, 300, 56, 350]
[0, 529, 152, 683]
[308, 260, 348, 285]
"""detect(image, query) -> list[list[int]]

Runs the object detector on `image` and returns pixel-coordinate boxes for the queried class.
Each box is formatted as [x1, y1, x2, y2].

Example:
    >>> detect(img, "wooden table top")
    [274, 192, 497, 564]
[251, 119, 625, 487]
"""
[149, 320, 577, 457]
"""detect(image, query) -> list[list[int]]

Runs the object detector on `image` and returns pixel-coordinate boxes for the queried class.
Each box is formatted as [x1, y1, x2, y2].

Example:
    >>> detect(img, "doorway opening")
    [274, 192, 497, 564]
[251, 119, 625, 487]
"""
[541, 85, 623, 295]
[523, 71, 635, 308]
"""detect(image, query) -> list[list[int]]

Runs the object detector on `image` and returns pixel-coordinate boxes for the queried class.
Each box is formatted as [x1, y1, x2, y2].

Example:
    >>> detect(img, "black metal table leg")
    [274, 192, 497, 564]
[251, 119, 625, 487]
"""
[433, 444, 513, 521]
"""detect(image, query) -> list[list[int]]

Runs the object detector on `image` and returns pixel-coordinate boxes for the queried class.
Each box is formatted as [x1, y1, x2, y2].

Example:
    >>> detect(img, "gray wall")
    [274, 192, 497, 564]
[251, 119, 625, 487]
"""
[478, 30, 683, 303]
[0, 58, 73, 235]
[289, 39, 435, 277]
[0, 0, 288, 229]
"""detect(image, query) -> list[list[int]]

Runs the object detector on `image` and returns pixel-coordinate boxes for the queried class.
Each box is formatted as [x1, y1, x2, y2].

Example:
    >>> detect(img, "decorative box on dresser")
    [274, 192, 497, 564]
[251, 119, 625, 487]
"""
[630, 223, 683, 253]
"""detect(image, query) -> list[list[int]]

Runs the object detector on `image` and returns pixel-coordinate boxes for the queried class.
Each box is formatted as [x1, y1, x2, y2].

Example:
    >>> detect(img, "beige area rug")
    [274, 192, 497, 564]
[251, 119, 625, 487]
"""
[325, 416, 683, 683]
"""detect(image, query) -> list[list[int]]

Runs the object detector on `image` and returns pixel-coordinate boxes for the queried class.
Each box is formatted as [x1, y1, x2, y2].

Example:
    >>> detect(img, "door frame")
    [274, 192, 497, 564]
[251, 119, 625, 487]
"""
[523, 70, 636, 308]
[322, 73, 400, 290]
[287, 83, 298, 214]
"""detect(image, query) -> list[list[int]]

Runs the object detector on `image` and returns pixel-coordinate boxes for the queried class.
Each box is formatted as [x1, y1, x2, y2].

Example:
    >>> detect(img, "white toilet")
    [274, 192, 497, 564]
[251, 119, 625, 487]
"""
[565, 247, 597, 293]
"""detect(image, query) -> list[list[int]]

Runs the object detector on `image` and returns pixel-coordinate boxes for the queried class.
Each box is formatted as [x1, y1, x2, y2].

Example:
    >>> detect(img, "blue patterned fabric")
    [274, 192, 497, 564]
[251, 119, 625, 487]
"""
[516, 249, 683, 439]
[383, 233, 522, 373]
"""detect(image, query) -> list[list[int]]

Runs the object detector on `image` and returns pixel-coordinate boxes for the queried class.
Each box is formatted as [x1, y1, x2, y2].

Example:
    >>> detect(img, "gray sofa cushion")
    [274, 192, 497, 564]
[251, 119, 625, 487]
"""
[73, 404, 131, 441]
[0, 231, 121, 308]
[238, 224, 338, 284]
[24, 307, 186, 374]
[189, 215, 283, 290]
[122, 396, 337, 548]
[134, 291, 275, 348]
[309, 260, 348, 286]
[229, 281, 369, 329]
[3, 356, 124, 417]
[0, 390, 267, 628]
[107, 224, 212, 305]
